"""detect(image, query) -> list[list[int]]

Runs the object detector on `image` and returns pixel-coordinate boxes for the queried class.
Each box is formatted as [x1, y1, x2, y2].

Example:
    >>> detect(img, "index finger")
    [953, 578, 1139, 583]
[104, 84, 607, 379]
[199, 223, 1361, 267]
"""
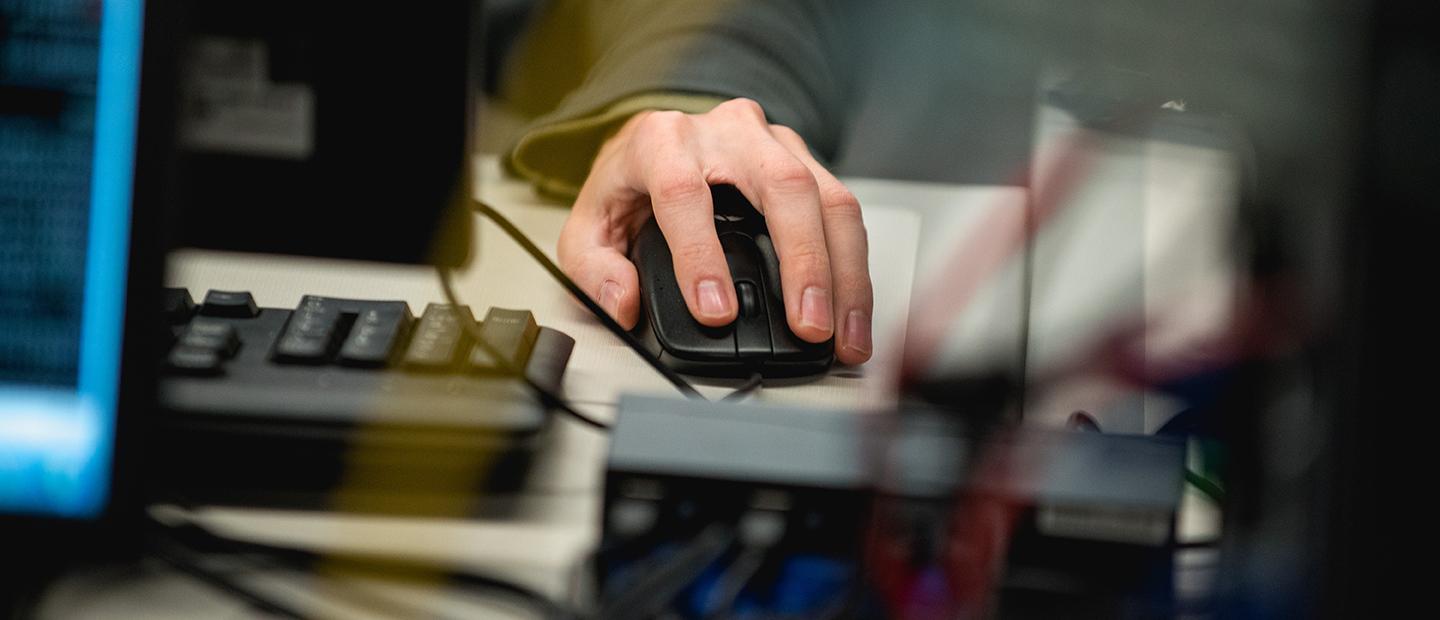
[622, 112, 738, 327]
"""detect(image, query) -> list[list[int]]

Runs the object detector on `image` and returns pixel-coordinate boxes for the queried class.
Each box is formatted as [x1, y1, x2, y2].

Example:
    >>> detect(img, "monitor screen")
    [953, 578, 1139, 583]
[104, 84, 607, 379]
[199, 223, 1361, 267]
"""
[1, 0, 144, 519]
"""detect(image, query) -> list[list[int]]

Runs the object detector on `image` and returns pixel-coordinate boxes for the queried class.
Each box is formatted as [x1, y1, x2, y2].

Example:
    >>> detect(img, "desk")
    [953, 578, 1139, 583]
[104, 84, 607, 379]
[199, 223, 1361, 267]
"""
[39, 140, 1228, 616]
[37, 156, 1026, 619]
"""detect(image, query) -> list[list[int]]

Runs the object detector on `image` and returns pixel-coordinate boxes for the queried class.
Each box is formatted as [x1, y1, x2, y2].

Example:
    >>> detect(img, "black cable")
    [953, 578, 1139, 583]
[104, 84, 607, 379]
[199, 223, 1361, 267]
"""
[470, 199, 704, 400]
[436, 267, 612, 431]
[720, 372, 764, 403]
[150, 515, 578, 620]
[148, 543, 306, 619]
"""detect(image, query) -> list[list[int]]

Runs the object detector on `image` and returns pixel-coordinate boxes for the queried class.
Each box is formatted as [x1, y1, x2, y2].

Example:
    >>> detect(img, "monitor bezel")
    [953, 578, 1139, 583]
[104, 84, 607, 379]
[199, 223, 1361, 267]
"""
[0, 0, 173, 567]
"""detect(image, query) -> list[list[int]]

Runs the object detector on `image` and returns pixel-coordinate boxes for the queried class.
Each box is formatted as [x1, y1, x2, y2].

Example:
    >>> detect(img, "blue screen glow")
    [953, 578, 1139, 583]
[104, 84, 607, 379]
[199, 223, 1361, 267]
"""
[0, 0, 144, 519]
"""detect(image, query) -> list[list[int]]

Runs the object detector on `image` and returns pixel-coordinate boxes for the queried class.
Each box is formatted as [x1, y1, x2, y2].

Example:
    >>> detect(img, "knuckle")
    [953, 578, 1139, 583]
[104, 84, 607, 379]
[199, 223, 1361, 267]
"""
[650, 169, 708, 208]
[784, 241, 830, 275]
[558, 250, 594, 286]
[770, 124, 803, 143]
[715, 97, 767, 121]
[556, 222, 584, 265]
[634, 110, 689, 139]
[821, 187, 863, 220]
[556, 234, 575, 263]
[671, 240, 717, 268]
[762, 159, 818, 194]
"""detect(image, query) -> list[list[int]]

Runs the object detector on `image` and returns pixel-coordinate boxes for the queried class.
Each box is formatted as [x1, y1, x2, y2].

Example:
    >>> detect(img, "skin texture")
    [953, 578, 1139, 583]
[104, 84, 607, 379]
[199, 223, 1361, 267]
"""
[556, 98, 874, 365]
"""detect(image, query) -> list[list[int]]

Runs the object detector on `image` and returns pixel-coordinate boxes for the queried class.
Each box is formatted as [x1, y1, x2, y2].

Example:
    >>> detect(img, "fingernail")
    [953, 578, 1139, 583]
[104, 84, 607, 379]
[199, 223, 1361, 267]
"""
[600, 279, 623, 318]
[844, 310, 872, 355]
[697, 279, 730, 318]
[800, 287, 833, 333]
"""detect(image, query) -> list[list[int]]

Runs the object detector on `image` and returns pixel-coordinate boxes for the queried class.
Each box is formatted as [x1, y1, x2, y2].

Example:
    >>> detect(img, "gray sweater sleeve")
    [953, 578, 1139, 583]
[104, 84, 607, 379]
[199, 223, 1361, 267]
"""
[505, 0, 850, 196]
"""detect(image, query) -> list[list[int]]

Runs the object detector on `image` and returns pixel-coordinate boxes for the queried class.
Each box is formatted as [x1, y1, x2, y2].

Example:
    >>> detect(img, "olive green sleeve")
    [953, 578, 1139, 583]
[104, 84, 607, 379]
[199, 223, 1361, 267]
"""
[502, 0, 848, 199]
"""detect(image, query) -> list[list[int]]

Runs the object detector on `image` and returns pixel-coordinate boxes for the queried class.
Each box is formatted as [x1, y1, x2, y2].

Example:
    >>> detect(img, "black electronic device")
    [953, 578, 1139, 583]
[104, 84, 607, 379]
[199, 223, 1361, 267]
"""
[630, 185, 834, 378]
[1, 0, 168, 585]
[153, 289, 574, 511]
[601, 395, 1187, 618]
[156, 0, 479, 266]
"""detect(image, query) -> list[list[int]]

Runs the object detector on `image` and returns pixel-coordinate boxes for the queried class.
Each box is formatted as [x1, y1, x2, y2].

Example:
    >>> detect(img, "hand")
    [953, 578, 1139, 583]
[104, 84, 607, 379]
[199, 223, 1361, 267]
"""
[556, 98, 873, 365]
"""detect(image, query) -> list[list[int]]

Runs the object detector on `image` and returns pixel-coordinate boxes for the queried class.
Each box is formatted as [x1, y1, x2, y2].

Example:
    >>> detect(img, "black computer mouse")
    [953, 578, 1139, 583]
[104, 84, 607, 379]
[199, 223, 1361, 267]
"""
[630, 185, 834, 378]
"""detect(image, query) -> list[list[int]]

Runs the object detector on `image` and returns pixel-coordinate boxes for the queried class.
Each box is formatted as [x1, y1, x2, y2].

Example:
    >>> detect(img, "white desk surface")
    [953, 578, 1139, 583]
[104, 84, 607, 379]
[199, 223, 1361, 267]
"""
[41, 142, 1228, 617]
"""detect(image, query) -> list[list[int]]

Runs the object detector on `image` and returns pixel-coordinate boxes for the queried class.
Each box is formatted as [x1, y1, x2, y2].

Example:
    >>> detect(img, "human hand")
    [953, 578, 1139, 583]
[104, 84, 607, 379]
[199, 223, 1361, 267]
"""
[556, 98, 873, 365]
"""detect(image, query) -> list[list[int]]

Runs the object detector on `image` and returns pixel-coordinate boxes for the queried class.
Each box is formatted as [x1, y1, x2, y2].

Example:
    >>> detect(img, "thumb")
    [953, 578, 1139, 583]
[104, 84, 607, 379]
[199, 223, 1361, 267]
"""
[559, 244, 642, 329]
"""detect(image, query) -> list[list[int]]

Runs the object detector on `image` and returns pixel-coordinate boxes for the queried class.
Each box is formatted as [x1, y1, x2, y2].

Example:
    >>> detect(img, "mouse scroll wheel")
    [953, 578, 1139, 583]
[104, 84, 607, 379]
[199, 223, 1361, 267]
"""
[736, 281, 761, 318]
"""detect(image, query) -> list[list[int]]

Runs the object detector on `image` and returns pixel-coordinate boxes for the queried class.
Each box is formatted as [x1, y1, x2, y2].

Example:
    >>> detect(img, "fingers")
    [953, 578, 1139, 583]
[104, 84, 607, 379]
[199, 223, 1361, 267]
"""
[769, 125, 873, 364]
[558, 99, 872, 367]
[622, 112, 737, 326]
[709, 115, 834, 344]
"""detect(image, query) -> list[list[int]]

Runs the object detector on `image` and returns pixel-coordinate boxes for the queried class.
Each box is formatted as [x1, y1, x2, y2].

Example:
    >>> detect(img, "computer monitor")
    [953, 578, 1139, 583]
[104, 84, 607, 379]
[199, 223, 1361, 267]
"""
[1, 0, 161, 550]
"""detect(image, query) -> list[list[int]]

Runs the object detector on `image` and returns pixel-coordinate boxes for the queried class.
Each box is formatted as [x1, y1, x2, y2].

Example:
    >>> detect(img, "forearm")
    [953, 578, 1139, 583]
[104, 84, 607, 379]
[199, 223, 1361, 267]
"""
[505, 0, 848, 197]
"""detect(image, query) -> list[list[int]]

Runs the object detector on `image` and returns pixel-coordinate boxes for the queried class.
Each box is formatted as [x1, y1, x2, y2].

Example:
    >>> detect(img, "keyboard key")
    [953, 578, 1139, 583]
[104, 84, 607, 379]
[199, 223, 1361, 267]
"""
[469, 308, 539, 373]
[338, 303, 412, 367]
[402, 303, 473, 370]
[163, 288, 196, 324]
[179, 319, 239, 357]
[200, 290, 259, 318]
[273, 296, 344, 364]
[167, 346, 223, 376]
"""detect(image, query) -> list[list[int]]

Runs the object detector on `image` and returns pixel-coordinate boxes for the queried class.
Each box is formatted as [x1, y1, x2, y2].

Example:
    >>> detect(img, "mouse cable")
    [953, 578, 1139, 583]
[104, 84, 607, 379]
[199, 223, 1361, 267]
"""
[470, 199, 704, 400]
[148, 513, 581, 620]
[720, 372, 763, 403]
[438, 267, 613, 431]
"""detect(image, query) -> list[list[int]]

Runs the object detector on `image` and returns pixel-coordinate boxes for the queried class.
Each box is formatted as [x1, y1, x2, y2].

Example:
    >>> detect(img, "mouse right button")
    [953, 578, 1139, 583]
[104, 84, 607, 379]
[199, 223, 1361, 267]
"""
[754, 233, 784, 301]
[769, 321, 833, 362]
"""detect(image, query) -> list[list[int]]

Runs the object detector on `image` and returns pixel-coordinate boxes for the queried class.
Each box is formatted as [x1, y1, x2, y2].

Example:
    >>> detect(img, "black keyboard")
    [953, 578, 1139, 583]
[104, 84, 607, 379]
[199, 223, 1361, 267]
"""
[154, 288, 575, 511]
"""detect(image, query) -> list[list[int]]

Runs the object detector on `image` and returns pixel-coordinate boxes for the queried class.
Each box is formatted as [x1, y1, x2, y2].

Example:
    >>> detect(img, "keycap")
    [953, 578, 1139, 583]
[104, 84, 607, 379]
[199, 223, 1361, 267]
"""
[402, 303, 473, 370]
[469, 308, 539, 373]
[272, 296, 344, 363]
[163, 288, 196, 324]
[338, 303, 412, 367]
[179, 319, 239, 357]
[200, 290, 259, 318]
[167, 346, 223, 376]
